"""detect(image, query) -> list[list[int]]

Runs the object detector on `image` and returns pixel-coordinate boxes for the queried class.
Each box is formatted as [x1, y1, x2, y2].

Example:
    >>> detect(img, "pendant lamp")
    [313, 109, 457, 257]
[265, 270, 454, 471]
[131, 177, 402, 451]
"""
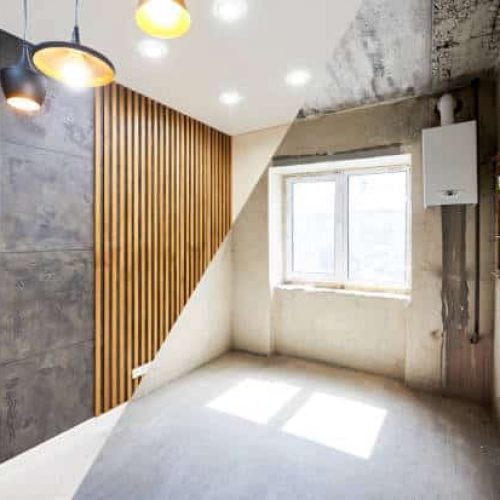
[0, 0, 46, 112]
[136, 0, 191, 39]
[32, 0, 115, 88]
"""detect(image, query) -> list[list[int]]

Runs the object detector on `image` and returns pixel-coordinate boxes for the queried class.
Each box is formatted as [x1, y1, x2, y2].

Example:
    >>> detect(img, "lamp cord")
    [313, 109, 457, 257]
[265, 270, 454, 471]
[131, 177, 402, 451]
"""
[71, 0, 82, 43]
[23, 0, 27, 41]
[21, 0, 30, 62]
[75, 0, 80, 27]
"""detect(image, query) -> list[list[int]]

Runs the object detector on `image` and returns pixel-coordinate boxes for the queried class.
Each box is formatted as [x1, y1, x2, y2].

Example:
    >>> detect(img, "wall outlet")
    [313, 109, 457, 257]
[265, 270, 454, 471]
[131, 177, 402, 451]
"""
[132, 361, 153, 380]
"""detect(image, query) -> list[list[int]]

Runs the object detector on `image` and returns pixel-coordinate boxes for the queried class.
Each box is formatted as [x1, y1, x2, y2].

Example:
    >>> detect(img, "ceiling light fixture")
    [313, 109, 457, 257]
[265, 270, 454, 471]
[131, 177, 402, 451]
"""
[213, 0, 248, 23]
[0, 0, 46, 112]
[138, 39, 169, 59]
[219, 90, 242, 106]
[285, 69, 312, 87]
[136, 0, 191, 39]
[32, 0, 115, 88]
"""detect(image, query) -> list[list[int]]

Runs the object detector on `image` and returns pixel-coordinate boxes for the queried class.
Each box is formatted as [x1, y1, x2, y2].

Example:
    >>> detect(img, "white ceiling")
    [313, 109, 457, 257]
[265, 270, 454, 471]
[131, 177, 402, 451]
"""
[0, 0, 360, 135]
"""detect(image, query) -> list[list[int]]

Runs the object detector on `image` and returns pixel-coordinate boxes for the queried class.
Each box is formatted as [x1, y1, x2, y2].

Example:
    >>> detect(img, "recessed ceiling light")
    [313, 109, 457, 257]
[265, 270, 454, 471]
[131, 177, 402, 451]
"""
[219, 91, 243, 106]
[285, 69, 312, 87]
[138, 39, 169, 59]
[213, 0, 248, 23]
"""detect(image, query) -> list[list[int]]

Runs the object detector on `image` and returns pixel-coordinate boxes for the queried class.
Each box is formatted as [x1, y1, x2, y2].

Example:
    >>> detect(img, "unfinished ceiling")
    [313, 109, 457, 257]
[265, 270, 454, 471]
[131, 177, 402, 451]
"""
[302, 0, 500, 116]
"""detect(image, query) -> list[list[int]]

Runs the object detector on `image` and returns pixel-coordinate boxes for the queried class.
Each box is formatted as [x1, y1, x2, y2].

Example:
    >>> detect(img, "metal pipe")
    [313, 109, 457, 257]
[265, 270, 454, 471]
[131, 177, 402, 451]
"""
[471, 79, 481, 344]
[437, 93, 455, 126]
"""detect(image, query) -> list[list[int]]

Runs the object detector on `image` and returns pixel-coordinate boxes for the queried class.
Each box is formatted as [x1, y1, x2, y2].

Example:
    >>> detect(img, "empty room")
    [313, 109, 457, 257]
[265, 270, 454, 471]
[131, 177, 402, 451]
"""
[1, 0, 500, 498]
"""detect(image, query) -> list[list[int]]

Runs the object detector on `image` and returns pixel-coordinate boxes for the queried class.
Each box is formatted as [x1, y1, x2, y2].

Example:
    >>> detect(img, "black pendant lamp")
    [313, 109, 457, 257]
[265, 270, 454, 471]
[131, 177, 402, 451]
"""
[32, 0, 115, 88]
[0, 0, 46, 112]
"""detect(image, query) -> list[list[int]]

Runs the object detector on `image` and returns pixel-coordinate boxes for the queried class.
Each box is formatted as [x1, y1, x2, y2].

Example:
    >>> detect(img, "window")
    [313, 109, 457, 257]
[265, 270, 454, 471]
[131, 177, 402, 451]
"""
[285, 165, 409, 291]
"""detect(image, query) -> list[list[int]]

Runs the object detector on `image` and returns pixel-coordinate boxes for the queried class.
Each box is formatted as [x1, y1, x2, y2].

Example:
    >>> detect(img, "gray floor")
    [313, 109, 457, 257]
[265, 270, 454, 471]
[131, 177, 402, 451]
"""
[75, 353, 500, 500]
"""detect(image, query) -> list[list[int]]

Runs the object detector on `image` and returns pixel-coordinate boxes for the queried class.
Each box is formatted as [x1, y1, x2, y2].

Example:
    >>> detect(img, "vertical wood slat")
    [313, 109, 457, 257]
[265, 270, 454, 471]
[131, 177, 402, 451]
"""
[126, 88, 133, 400]
[110, 83, 118, 409]
[152, 102, 158, 355]
[146, 98, 153, 363]
[133, 91, 140, 392]
[102, 85, 111, 412]
[94, 84, 231, 415]
[162, 108, 171, 341]
[158, 106, 165, 347]
[118, 86, 126, 404]
[94, 88, 103, 415]
[186, 116, 190, 301]
[168, 110, 175, 331]
[140, 95, 147, 367]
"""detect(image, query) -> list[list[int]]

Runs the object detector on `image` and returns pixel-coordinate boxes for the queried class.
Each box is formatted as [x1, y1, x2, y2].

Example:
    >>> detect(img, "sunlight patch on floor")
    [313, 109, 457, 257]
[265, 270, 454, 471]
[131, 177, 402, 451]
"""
[282, 392, 386, 459]
[206, 378, 300, 424]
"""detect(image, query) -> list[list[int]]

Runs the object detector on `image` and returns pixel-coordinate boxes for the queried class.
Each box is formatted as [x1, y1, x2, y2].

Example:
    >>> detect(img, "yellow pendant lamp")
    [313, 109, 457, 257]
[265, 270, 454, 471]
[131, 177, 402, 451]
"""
[136, 0, 191, 39]
[32, 0, 115, 88]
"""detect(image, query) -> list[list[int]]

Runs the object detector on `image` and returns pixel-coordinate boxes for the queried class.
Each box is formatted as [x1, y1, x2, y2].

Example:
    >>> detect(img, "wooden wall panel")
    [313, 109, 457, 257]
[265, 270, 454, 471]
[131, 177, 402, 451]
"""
[94, 83, 232, 415]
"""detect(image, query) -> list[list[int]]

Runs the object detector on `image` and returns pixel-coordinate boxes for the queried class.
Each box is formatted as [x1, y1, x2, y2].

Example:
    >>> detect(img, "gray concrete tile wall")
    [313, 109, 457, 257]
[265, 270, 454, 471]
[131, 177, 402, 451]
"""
[0, 340, 93, 462]
[0, 29, 94, 462]
[0, 143, 93, 251]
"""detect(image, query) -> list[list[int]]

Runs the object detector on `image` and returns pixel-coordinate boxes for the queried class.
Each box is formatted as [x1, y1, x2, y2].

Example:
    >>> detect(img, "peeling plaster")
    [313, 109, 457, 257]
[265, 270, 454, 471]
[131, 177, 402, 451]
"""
[432, 0, 500, 84]
[302, 0, 431, 116]
[302, 0, 500, 116]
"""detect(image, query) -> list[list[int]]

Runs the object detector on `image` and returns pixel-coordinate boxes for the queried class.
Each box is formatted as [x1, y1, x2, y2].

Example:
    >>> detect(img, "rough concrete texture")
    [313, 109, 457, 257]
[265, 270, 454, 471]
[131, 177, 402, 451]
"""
[231, 83, 495, 398]
[432, 0, 500, 85]
[0, 30, 94, 462]
[273, 287, 408, 380]
[237, 95, 444, 390]
[302, 0, 500, 116]
[302, 0, 432, 116]
[232, 174, 273, 356]
[495, 79, 500, 421]
[495, 279, 500, 418]
[75, 353, 500, 499]
[0, 142, 93, 252]
[0, 342, 93, 463]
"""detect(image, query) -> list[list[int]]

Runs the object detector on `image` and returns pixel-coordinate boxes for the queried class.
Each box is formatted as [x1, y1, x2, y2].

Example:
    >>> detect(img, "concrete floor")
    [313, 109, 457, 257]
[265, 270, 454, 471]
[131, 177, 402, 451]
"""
[74, 353, 500, 499]
[0, 403, 124, 500]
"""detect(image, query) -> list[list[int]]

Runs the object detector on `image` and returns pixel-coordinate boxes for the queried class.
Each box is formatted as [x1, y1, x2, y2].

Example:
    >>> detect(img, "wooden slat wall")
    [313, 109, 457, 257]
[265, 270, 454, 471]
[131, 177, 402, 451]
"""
[94, 83, 232, 415]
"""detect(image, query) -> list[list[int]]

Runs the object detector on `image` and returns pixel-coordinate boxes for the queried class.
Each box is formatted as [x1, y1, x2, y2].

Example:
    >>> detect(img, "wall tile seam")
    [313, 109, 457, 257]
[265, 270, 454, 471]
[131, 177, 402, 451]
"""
[0, 248, 94, 255]
[0, 290, 94, 305]
[0, 138, 93, 162]
[0, 339, 94, 370]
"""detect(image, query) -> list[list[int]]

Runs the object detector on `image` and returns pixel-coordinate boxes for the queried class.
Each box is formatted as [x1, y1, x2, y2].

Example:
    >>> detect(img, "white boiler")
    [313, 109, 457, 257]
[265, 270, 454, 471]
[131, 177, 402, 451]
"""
[422, 120, 477, 207]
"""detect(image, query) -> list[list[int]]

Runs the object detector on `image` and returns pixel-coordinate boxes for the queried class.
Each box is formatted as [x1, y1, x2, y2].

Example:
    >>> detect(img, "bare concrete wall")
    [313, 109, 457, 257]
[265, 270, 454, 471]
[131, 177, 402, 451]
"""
[231, 126, 293, 354]
[495, 278, 500, 417]
[494, 75, 500, 419]
[0, 30, 94, 462]
[233, 84, 496, 396]
[273, 288, 408, 379]
[232, 174, 272, 355]
[232, 125, 289, 222]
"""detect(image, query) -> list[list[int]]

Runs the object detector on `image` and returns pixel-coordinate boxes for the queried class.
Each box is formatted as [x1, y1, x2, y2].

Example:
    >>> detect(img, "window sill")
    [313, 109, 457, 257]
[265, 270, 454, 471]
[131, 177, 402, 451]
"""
[275, 283, 411, 302]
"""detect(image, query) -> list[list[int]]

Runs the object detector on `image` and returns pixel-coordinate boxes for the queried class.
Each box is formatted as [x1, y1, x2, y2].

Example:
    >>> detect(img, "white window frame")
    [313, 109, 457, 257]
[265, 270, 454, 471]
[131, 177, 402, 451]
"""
[283, 162, 411, 292]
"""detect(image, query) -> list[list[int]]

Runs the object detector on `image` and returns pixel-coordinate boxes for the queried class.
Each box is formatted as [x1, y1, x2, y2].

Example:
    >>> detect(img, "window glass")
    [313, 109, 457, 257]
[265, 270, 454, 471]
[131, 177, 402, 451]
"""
[348, 172, 407, 286]
[291, 180, 335, 275]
